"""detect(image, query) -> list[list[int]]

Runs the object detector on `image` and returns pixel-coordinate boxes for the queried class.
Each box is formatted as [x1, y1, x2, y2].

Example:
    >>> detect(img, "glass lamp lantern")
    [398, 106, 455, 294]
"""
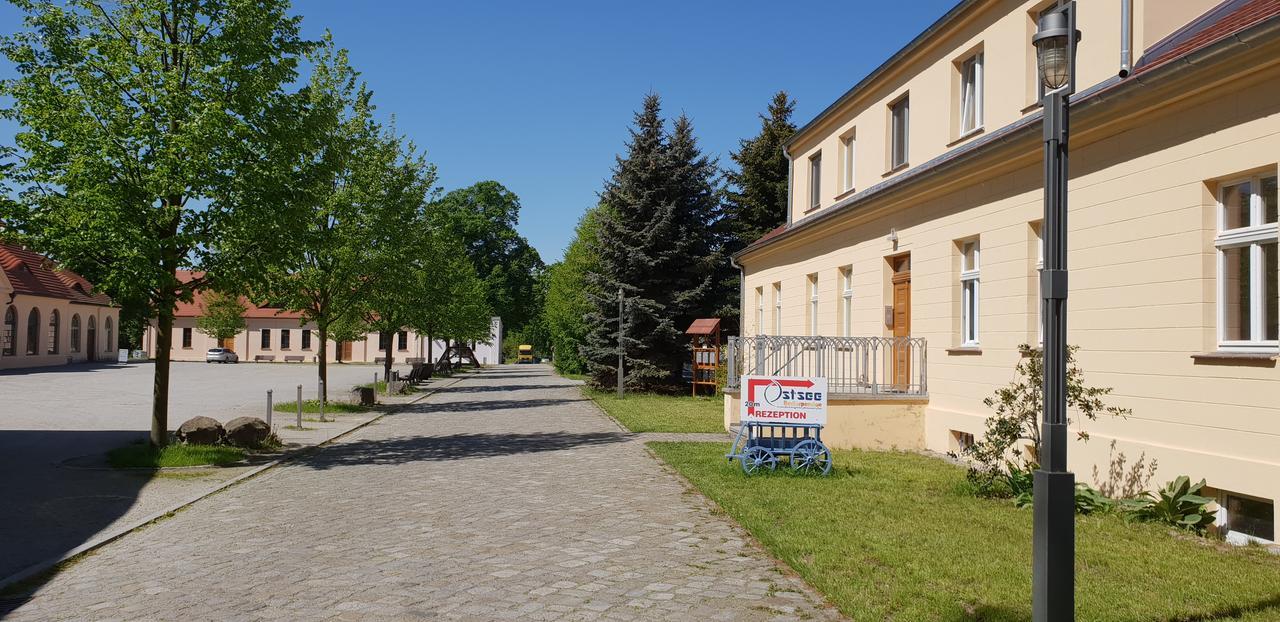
[1033, 8, 1075, 95]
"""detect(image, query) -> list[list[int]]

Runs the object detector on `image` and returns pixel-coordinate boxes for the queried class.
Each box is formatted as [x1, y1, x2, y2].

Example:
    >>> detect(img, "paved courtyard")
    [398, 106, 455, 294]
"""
[4, 365, 839, 621]
[0, 361, 411, 580]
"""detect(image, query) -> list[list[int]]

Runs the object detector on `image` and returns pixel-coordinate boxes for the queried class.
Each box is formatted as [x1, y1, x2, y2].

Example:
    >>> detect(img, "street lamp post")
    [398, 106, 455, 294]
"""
[1032, 4, 1080, 621]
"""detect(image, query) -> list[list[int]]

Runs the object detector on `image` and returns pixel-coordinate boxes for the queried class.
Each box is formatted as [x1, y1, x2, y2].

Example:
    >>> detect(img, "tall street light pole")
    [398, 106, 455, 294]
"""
[617, 287, 625, 399]
[1032, 4, 1080, 621]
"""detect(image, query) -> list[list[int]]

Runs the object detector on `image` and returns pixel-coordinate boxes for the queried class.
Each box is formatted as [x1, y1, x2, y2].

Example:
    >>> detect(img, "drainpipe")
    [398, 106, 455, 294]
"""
[1119, 0, 1133, 77]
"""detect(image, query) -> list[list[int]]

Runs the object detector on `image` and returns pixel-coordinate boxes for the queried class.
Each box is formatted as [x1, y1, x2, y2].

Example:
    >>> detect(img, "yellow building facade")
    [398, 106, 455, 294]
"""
[729, 0, 1280, 543]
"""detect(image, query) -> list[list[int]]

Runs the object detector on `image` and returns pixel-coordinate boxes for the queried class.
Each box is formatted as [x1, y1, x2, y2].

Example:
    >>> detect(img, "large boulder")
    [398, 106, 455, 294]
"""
[176, 416, 224, 445]
[224, 416, 270, 448]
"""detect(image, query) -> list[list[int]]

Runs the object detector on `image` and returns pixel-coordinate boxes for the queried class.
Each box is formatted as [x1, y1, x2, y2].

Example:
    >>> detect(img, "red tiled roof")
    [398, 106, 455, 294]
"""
[173, 270, 303, 319]
[1133, 0, 1280, 76]
[0, 243, 114, 306]
[685, 318, 721, 335]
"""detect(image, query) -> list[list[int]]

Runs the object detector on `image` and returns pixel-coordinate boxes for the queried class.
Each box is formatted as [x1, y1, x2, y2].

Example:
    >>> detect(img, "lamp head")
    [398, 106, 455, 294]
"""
[1033, 3, 1080, 96]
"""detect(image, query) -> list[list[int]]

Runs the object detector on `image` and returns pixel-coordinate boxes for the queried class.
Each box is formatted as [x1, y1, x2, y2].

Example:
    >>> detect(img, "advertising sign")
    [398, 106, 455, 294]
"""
[740, 376, 828, 425]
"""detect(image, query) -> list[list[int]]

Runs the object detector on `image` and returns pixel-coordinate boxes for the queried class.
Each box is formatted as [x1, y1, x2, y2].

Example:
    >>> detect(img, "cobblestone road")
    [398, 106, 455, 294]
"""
[7, 366, 838, 621]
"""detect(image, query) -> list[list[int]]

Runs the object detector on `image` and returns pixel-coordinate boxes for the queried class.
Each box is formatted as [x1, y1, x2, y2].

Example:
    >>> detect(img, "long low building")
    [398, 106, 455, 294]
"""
[143, 271, 501, 366]
[727, 0, 1279, 544]
[0, 242, 121, 369]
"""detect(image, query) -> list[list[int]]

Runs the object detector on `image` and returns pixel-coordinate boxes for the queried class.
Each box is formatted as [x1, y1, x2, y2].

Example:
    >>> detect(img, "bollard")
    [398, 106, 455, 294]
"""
[296, 384, 303, 429]
[266, 389, 273, 428]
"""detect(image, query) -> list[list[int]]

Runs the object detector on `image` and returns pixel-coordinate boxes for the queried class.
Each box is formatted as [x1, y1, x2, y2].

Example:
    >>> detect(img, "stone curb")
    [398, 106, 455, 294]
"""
[0, 372, 471, 594]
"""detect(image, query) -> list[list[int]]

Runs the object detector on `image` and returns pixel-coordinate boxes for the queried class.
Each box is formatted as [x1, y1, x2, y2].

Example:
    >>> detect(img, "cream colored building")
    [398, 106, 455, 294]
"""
[728, 0, 1279, 543]
[143, 271, 501, 366]
[0, 242, 121, 369]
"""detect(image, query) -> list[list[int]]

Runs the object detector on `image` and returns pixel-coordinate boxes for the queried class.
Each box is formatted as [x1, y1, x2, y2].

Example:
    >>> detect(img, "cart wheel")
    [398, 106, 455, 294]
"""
[790, 440, 832, 475]
[741, 446, 778, 475]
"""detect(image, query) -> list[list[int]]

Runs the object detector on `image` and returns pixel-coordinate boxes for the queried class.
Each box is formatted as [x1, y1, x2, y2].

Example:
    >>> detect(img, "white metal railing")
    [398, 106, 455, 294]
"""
[725, 334, 927, 397]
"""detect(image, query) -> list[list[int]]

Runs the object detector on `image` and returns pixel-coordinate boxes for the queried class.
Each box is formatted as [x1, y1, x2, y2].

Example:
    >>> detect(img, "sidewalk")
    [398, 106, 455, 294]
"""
[0, 372, 466, 591]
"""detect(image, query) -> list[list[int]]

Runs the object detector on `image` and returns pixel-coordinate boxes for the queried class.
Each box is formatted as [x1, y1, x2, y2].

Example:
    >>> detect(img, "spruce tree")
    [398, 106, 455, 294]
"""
[723, 91, 798, 248]
[582, 94, 722, 391]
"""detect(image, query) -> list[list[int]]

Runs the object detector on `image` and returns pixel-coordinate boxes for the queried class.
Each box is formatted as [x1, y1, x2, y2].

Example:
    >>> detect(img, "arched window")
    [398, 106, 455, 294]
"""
[71, 314, 82, 353]
[105, 316, 114, 352]
[26, 308, 40, 355]
[2, 306, 15, 356]
[47, 309, 60, 354]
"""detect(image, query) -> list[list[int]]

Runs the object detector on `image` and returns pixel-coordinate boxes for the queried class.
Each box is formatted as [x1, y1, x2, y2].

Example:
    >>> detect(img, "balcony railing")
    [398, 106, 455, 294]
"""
[725, 335, 927, 397]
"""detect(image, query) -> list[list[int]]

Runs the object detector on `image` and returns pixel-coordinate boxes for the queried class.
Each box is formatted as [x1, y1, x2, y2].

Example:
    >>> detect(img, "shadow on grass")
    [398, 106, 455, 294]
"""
[296, 431, 630, 470]
[1148, 594, 1280, 622]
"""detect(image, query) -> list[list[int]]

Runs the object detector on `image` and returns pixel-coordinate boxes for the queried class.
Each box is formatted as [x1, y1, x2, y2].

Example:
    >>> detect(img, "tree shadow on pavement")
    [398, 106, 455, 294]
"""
[431, 384, 569, 394]
[297, 431, 631, 470]
[407, 398, 585, 414]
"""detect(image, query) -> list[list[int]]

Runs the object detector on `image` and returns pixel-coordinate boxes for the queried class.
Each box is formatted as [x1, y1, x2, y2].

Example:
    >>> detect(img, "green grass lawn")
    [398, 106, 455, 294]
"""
[649, 442, 1280, 621]
[583, 388, 724, 433]
[273, 399, 369, 414]
[108, 443, 245, 469]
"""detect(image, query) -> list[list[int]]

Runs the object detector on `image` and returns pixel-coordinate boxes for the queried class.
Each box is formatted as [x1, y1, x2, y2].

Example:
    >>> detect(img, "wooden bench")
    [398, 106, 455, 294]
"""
[284, 355, 305, 363]
[254, 355, 276, 362]
[374, 356, 387, 364]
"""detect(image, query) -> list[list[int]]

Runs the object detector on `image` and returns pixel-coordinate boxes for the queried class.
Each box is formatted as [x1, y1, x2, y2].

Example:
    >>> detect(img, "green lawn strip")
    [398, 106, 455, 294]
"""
[107, 443, 245, 469]
[582, 388, 724, 433]
[648, 441, 1280, 621]
[273, 400, 368, 414]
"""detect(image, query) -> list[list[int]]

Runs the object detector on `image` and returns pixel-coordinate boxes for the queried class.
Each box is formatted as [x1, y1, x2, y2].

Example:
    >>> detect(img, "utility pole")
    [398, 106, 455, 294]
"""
[617, 287, 624, 399]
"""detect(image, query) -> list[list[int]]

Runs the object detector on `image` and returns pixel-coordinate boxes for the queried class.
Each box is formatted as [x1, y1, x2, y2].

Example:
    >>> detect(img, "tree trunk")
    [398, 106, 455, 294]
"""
[151, 298, 175, 447]
[381, 330, 393, 393]
[318, 324, 329, 402]
[427, 331, 434, 366]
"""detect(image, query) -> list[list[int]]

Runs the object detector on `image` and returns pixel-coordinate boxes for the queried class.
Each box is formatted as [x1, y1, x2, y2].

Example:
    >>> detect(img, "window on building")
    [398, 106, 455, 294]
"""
[961, 240, 981, 345]
[807, 274, 819, 336]
[960, 52, 984, 135]
[182, 327, 193, 349]
[1216, 175, 1279, 350]
[261, 328, 271, 350]
[840, 266, 853, 337]
[755, 287, 765, 335]
[302, 329, 312, 350]
[1033, 222, 1045, 344]
[378, 331, 389, 351]
[26, 308, 39, 355]
[47, 310, 59, 355]
[105, 317, 113, 351]
[70, 314, 81, 353]
[841, 133, 856, 193]
[1220, 492, 1274, 542]
[2, 306, 15, 356]
[773, 282, 783, 335]
[281, 329, 291, 350]
[809, 153, 822, 210]
[890, 96, 910, 169]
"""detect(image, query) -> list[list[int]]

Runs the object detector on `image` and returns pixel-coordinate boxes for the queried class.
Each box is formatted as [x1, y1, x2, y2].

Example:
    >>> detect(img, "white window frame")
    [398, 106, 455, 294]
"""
[808, 274, 819, 336]
[1215, 175, 1279, 352]
[809, 153, 822, 210]
[841, 267, 853, 337]
[890, 96, 909, 169]
[841, 134, 856, 193]
[755, 287, 764, 336]
[960, 52, 984, 136]
[773, 283, 783, 336]
[961, 240, 981, 346]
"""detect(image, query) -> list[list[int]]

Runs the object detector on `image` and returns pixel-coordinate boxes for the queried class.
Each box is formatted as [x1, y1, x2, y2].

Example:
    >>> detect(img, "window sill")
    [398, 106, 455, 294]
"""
[803, 204, 822, 214]
[834, 187, 857, 202]
[948, 126, 985, 147]
[882, 163, 909, 177]
[1191, 351, 1277, 366]
[946, 346, 983, 355]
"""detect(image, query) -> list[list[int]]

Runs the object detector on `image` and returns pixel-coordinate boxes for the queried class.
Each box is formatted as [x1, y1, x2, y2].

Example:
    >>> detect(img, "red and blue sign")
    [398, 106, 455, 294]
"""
[741, 376, 828, 424]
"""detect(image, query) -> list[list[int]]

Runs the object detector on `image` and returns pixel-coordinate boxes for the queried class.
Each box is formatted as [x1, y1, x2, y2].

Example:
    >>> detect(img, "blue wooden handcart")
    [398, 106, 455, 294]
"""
[727, 421, 832, 475]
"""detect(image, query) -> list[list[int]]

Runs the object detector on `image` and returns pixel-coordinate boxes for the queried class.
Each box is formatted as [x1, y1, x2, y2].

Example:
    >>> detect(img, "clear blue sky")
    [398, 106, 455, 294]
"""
[0, 0, 958, 263]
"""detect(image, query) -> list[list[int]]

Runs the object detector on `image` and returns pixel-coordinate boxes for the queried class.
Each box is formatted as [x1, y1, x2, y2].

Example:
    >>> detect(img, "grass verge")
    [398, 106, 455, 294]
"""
[107, 443, 245, 469]
[583, 388, 723, 433]
[273, 399, 368, 414]
[649, 441, 1280, 621]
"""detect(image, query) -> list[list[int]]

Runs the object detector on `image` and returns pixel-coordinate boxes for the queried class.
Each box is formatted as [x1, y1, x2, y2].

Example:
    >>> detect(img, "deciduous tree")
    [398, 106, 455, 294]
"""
[1, 0, 314, 445]
[195, 291, 246, 343]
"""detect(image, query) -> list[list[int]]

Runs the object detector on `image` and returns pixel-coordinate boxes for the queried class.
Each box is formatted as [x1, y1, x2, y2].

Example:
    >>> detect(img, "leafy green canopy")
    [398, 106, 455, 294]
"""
[542, 207, 602, 374]
[194, 290, 246, 341]
[1, 0, 315, 444]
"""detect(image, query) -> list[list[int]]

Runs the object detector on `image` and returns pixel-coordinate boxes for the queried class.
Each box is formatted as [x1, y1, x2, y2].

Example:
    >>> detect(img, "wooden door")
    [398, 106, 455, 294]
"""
[891, 255, 911, 390]
[219, 337, 235, 351]
[339, 341, 353, 361]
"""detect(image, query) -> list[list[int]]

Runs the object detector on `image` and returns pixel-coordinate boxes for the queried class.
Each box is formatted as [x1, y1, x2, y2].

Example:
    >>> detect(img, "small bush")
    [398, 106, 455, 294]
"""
[1074, 483, 1113, 515]
[1122, 475, 1217, 534]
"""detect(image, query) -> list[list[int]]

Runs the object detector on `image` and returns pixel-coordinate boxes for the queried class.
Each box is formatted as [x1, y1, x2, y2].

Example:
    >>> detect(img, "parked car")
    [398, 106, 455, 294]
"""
[206, 347, 239, 363]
